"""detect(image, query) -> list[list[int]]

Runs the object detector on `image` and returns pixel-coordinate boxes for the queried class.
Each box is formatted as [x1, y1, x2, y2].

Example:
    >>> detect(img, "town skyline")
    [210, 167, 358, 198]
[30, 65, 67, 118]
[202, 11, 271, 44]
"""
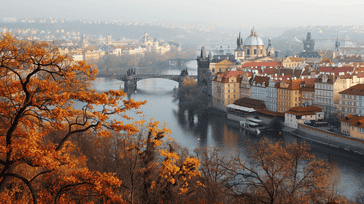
[2, 0, 364, 28]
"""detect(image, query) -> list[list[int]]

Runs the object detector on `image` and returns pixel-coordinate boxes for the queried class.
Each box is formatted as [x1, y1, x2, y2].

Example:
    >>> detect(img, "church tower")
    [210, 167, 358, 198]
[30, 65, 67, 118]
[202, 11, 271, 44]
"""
[332, 36, 342, 58]
[266, 36, 275, 56]
[107, 35, 112, 46]
[303, 32, 315, 52]
[197, 46, 212, 97]
[235, 32, 245, 60]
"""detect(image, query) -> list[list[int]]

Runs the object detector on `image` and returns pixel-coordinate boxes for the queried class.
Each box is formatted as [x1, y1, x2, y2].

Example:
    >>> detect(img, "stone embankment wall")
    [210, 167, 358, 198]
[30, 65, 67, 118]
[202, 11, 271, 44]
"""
[295, 124, 364, 155]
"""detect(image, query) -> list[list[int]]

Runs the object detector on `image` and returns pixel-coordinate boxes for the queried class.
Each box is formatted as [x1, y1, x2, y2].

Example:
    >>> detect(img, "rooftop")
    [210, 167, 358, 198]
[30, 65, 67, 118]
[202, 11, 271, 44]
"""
[339, 115, 364, 128]
[285, 106, 322, 116]
[339, 84, 364, 96]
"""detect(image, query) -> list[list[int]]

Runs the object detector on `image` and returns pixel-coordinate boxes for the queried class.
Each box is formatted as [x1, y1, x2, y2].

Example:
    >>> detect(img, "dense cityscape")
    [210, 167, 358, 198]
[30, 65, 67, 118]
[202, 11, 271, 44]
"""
[2, 6, 364, 204]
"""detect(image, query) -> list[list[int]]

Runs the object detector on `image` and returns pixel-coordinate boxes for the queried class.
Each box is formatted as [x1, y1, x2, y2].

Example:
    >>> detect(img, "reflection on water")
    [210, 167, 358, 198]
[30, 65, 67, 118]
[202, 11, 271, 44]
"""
[91, 76, 364, 200]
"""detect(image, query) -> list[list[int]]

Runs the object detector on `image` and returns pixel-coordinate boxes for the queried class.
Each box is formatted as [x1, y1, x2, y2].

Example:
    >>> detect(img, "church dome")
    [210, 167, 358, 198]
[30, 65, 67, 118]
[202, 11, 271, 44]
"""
[244, 28, 264, 46]
[139, 33, 153, 44]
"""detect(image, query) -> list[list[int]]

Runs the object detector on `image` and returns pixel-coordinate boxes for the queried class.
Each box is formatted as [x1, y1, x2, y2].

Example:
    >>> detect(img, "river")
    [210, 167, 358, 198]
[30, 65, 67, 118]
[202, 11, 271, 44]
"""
[91, 65, 364, 200]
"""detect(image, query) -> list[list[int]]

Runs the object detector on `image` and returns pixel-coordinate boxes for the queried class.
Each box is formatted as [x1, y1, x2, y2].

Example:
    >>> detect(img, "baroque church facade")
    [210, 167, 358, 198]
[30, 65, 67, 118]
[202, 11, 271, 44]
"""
[234, 28, 271, 61]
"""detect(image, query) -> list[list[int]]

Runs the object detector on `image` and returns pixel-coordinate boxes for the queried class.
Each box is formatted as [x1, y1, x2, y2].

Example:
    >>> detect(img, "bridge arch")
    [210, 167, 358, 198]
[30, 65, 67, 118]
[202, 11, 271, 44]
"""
[120, 74, 197, 89]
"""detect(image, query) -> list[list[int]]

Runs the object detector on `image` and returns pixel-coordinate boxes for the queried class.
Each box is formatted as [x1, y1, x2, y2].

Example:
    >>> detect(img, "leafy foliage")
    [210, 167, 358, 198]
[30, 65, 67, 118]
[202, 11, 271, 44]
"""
[0, 33, 145, 203]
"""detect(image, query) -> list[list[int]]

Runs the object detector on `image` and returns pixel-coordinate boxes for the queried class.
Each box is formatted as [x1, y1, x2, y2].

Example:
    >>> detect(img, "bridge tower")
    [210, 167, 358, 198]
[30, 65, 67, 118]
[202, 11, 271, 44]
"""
[123, 68, 138, 89]
[197, 46, 212, 97]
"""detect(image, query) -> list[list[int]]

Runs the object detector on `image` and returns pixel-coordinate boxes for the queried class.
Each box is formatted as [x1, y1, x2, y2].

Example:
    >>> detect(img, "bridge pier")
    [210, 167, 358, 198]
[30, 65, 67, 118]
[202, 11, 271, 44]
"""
[123, 76, 137, 89]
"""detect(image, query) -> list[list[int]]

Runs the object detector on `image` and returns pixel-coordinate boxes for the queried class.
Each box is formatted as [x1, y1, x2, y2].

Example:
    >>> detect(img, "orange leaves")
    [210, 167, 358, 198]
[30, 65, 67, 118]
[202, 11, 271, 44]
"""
[39, 168, 125, 204]
[0, 34, 147, 203]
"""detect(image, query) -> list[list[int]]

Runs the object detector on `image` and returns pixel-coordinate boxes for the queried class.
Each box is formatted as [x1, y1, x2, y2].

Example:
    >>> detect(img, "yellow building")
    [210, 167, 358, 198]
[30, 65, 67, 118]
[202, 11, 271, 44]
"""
[277, 79, 303, 113]
[210, 59, 236, 75]
[212, 70, 243, 111]
[281, 57, 304, 68]
[84, 50, 104, 61]
[340, 115, 364, 139]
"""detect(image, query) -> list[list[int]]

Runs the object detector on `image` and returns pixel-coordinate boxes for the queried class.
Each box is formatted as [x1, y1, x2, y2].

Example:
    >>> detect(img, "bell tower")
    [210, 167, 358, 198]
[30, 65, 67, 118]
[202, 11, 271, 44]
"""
[197, 46, 212, 97]
[235, 31, 245, 60]
[303, 32, 315, 52]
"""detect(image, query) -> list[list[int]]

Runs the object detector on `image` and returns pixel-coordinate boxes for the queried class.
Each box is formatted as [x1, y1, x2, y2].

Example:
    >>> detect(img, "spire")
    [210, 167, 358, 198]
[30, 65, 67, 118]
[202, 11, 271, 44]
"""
[200, 46, 206, 58]
[251, 27, 257, 36]
[236, 31, 243, 50]
[334, 36, 341, 51]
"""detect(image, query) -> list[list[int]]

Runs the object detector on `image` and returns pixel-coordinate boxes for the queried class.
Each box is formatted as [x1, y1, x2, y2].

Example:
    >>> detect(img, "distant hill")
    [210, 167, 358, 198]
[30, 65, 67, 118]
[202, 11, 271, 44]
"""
[0, 22, 207, 46]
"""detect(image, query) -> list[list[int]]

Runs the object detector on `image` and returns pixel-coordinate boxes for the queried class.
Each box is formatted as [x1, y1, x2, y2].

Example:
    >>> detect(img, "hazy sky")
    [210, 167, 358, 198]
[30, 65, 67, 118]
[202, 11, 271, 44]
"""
[2, 0, 364, 28]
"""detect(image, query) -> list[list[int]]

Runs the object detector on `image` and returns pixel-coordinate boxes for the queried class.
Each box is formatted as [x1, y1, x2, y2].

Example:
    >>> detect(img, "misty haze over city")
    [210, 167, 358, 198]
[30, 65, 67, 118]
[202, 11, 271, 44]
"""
[2, 0, 364, 27]
[3, 1, 364, 203]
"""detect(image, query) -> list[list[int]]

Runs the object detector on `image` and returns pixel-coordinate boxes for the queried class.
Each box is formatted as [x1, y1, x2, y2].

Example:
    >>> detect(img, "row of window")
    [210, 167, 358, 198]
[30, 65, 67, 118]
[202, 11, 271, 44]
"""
[302, 93, 313, 98]
[315, 84, 332, 90]
[341, 101, 356, 106]
[342, 107, 356, 113]
[316, 90, 332, 96]
[246, 49, 263, 55]
[341, 95, 364, 100]
[358, 127, 364, 133]
[314, 98, 332, 104]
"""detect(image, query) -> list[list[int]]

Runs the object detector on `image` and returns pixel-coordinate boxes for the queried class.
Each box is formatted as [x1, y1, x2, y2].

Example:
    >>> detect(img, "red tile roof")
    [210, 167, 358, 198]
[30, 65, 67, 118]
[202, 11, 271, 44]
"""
[241, 62, 281, 68]
[318, 66, 355, 75]
[233, 97, 266, 110]
[213, 70, 244, 83]
[252, 76, 270, 87]
[339, 115, 364, 128]
[339, 84, 364, 96]
[285, 106, 322, 116]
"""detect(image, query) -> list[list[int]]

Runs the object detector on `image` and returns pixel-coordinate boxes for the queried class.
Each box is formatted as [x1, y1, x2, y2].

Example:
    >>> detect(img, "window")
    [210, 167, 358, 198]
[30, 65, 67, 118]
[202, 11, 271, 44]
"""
[254, 49, 257, 54]
[247, 49, 250, 55]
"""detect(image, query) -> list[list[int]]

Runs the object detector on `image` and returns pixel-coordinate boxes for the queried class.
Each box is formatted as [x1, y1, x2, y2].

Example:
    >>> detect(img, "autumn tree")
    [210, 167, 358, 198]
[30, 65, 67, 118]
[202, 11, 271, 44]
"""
[194, 147, 234, 204]
[0, 33, 146, 203]
[229, 138, 334, 204]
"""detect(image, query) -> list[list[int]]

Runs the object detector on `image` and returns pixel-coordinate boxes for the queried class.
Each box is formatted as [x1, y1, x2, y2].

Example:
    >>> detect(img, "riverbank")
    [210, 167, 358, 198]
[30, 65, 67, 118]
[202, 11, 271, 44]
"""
[283, 124, 364, 155]
[214, 105, 364, 155]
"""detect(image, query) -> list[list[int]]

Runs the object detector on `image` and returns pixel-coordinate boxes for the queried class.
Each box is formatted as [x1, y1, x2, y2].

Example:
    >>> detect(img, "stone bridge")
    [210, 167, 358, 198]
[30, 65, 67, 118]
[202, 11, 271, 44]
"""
[118, 68, 196, 89]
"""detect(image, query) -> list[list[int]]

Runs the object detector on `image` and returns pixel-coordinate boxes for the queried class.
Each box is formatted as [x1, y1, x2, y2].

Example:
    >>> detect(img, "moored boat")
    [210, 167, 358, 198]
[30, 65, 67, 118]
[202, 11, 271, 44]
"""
[240, 118, 268, 135]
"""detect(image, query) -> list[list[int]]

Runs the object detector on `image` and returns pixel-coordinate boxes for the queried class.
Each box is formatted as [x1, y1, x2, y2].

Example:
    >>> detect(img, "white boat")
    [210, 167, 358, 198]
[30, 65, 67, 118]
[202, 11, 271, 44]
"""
[240, 118, 266, 135]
